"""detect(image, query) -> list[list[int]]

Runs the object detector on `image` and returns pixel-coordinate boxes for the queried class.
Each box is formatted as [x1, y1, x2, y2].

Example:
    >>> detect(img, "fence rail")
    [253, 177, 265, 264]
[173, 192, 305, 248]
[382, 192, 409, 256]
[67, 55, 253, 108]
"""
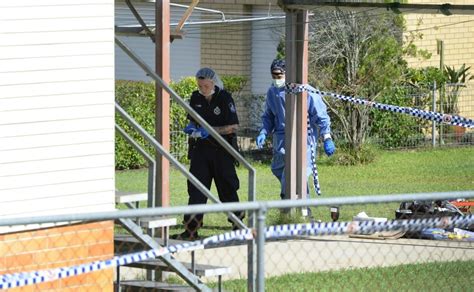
[1, 191, 473, 291]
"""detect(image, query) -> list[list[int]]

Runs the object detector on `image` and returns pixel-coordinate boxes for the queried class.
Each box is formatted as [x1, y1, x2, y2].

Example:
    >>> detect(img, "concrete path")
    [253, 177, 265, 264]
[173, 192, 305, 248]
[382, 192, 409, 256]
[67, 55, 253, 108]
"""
[173, 235, 474, 281]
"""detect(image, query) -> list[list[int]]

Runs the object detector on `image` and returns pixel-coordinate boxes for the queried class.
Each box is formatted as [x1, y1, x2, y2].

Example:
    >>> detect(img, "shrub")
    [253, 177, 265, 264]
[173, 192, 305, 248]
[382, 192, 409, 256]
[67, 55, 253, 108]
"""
[370, 86, 430, 149]
[115, 76, 247, 169]
[115, 80, 156, 170]
[327, 142, 378, 166]
[169, 77, 196, 164]
[221, 75, 247, 97]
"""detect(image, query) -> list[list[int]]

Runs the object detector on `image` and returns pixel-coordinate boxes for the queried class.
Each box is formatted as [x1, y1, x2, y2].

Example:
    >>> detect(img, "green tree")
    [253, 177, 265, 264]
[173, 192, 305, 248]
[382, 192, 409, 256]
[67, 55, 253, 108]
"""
[307, 10, 429, 152]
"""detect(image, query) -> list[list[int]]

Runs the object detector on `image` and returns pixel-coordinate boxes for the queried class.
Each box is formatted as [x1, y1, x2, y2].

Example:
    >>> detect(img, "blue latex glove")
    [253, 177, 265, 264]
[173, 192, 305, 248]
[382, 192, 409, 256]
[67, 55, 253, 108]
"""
[183, 123, 197, 135]
[256, 132, 266, 149]
[324, 139, 336, 156]
[191, 127, 209, 139]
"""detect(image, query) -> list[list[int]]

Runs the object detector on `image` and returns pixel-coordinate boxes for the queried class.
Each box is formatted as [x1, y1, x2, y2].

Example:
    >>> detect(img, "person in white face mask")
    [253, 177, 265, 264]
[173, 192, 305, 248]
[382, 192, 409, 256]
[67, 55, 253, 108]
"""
[256, 59, 335, 211]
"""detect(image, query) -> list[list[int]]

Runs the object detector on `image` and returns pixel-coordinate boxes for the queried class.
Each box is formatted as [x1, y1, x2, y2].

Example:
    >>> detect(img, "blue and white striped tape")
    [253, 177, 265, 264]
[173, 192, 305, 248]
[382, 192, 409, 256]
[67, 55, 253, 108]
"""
[286, 83, 474, 129]
[1, 215, 472, 289]
[307, 118, 321, 196]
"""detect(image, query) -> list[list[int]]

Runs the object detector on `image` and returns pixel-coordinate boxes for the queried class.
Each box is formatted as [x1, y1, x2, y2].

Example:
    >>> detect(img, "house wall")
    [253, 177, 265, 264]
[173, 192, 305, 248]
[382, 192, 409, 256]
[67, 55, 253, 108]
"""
[115, 0, 283, 132]
[198, 2, 254, 132]
[195, 0, 281, 92]
[0, 0, 116, 219]
[404, 0, 474, 118]
[117, 0, 282, 93]
[115, 1, 473, 132]
[115, 1, 201, 82]
[181, 0, 282, 131]
[0, 0, 115, 289]
[251, 6, 284, 96]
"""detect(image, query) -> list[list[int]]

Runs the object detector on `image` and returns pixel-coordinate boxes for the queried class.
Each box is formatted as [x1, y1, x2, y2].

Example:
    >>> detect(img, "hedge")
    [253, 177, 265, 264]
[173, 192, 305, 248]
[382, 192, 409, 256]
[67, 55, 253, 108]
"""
[115, 75, 247, 170]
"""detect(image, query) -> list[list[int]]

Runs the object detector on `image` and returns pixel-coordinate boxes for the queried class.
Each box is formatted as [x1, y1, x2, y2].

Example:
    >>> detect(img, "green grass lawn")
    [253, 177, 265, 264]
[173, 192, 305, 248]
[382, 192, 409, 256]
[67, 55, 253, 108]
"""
[213, 260, 474, 291]
[116, 147, 473, 236]
[117, 146, 474, 200]
[116, 147, 473, 290]
[116, 147, 474, 236]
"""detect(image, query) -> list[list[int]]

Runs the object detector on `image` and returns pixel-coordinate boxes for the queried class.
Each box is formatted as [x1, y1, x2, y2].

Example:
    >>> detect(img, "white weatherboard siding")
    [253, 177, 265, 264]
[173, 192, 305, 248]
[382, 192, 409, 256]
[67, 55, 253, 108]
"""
[115, 2, 200, 82]
[0, 0, 115, 222]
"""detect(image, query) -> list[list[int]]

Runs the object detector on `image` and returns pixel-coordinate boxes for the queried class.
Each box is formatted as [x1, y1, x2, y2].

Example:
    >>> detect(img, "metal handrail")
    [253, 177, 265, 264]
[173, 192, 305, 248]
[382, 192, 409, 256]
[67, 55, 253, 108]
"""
[115, 36, 257, 290]
[114, 37, 256, 202]
[116, 123, 208, 291]
[115, 104, 247, 230]
[115, 125, 155, 208]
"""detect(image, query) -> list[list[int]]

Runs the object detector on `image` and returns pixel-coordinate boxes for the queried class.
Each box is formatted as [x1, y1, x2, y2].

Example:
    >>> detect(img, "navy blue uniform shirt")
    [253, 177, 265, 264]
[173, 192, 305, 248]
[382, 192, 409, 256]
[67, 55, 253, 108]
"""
[188, 86, 239, 133]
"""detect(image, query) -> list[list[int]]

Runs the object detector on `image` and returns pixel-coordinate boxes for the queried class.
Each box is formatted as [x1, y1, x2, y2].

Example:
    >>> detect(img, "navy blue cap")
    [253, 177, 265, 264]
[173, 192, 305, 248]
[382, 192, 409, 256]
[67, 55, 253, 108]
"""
[270, 59, 285, 73]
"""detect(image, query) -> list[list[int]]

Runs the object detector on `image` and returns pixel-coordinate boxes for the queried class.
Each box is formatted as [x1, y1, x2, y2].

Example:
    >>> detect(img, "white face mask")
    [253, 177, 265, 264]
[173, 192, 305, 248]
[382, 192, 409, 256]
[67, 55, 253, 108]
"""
[199, 89, 215, 97]
[272, 78, 286, 88]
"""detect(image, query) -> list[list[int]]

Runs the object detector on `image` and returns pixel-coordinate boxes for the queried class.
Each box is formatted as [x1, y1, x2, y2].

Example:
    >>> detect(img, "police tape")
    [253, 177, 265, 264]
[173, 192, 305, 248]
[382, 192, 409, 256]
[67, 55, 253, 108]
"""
[0, 231, 251, 290]
[0, 242, 192, 289]
[307, 118, 321, 196]
[1, 215, 472, 289]
[285, 83, 474, 129]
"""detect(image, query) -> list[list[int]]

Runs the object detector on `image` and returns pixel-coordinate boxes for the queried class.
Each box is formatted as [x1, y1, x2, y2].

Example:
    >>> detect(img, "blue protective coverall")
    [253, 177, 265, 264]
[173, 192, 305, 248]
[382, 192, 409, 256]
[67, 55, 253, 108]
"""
[260, 84, 331, 198]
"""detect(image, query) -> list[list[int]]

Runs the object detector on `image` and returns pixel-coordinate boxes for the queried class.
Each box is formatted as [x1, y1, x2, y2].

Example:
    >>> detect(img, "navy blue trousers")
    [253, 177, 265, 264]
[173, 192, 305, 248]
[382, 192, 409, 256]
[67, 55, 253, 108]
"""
[184, 141, 244, 231]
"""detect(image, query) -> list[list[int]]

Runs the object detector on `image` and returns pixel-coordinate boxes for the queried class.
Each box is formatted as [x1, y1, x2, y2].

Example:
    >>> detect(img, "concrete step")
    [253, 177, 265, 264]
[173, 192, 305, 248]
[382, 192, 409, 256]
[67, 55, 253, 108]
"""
[126, 258, 231, 278]
[115, 191, 147, 204]
[139, 217, 177, 229]
[119, 280, 194, 291]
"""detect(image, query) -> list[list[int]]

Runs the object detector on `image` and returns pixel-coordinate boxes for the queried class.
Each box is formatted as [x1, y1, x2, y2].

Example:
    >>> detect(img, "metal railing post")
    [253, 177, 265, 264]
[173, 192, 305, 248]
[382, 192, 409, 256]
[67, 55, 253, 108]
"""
[256, 207, 267, 292]
[247, 168, 257, 291]
[432, 81, 437, 147]
[439, 84, 444, 145]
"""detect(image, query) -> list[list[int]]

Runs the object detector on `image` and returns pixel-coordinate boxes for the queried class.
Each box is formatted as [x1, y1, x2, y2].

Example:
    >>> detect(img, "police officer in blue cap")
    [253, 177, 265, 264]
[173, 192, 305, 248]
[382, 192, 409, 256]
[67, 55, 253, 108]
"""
[174, 68, 244, 240]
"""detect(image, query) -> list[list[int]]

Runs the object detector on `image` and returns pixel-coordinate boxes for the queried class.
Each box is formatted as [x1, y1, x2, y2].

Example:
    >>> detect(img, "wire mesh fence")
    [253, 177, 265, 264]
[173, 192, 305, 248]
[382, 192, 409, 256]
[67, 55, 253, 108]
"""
[0, 221, 115, 291]
[171, 83, 472, 161]
[1, 192, 473, 291]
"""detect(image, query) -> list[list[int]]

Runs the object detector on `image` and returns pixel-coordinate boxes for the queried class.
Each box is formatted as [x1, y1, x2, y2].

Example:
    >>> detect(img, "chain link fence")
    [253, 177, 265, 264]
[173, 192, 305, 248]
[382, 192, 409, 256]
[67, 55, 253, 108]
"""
[1, 192, 472, 291]
[437, 84, 474, 146]
[189, 83, 473, 159]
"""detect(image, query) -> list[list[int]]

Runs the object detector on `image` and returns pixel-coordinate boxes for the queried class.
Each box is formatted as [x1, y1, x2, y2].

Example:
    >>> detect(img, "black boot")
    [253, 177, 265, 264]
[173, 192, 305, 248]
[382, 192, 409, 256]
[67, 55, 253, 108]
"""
[172, 216, 202, 240]
[280, 193, 291, 213]
[171, 229, 199, 241]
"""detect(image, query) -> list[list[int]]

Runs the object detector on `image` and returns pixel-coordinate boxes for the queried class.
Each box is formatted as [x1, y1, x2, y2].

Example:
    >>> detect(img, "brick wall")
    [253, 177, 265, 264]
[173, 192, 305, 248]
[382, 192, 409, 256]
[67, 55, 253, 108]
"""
[0, 221, 114, 291]
[173, 0, 255, 89]
[173, 1, 260, 132]
[404, 0, 474, 118]
[171, 0, 473, 128]
[199, 4, 252, 92]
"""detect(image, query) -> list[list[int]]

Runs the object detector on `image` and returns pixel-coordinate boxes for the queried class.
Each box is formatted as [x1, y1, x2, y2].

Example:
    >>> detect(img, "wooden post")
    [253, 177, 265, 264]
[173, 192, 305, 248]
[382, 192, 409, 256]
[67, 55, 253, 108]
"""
[285, 10, 309, 201]
[155, 0, 170, 208]
[174, 0, 199, 34]
[296, 11, 308, 200]
[285, 12, 298, 201]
